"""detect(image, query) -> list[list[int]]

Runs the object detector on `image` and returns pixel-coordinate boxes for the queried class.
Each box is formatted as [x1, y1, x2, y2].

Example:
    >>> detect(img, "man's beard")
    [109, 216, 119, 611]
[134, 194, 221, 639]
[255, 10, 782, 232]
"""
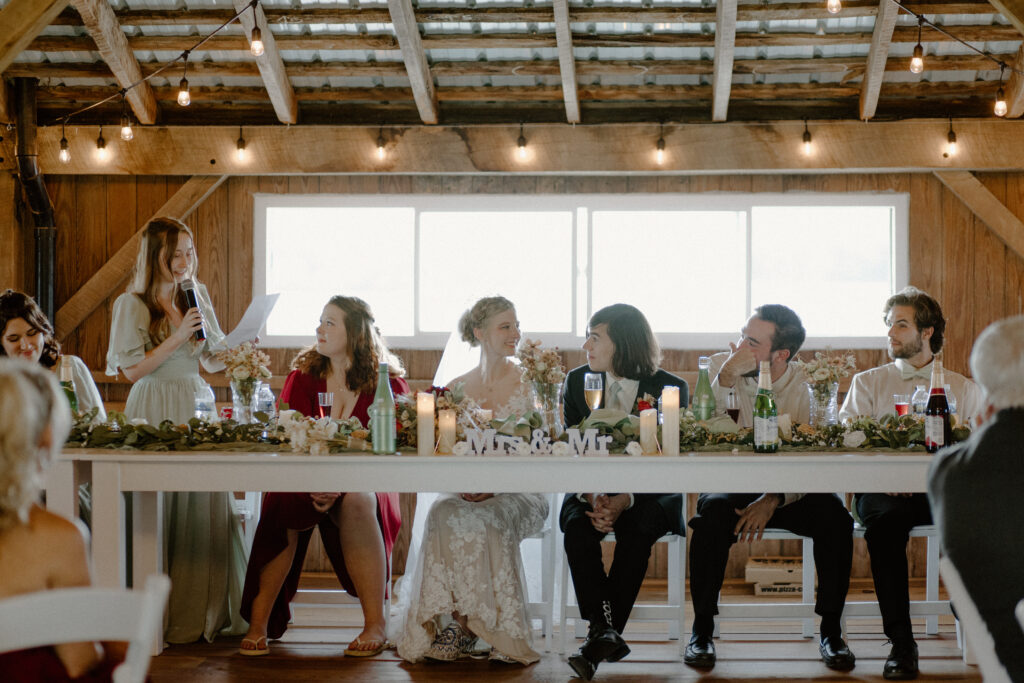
[888, 334, 924, 360]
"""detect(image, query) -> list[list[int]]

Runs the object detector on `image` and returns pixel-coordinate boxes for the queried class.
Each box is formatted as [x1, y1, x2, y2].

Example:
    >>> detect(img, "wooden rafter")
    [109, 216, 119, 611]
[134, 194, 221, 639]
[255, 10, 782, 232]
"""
[1007, 45, 1024, 117]
[986, 0, 1024, 34]
[71, 0, 157, 125]
[0, 0, 69, 76]
[859, 0, 900, 120]
[233, 0, 297, 124]
[713, 0, 738, 122]
[54, 176, 227, 341]
[387, 0, 438, 125]
[0, 79, 11, 124]
[553, 0, 581, 124]
[934, 170, 1024, 260]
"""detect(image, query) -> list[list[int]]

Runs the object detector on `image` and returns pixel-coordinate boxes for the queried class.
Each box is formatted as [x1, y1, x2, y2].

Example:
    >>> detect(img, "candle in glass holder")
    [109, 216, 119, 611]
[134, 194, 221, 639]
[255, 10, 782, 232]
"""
[417, 392, 435, 456]
[661, 386, 680, 456]
[640, 408, 659, 454]
[438, 409, 456, 454]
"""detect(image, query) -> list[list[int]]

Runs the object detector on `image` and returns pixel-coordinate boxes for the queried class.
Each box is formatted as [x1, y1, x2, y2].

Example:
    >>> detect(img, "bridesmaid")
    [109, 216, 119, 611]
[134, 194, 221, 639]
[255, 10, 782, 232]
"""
[239, 295, 407, 657]
[104, 216, 247, 643]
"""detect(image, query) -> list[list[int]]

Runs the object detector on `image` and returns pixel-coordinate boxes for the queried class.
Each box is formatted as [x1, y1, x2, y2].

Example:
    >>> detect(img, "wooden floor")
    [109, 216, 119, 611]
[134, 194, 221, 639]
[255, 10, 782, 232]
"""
[150, 580, 982, 682]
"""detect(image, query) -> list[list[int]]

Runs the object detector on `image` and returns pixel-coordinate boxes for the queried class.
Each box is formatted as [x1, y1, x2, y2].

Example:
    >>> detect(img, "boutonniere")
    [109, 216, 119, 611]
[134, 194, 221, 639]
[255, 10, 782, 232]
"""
[634, 393, 658, 413]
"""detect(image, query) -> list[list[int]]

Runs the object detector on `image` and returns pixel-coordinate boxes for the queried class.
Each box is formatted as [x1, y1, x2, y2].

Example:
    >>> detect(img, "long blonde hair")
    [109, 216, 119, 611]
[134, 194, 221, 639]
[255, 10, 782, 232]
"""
[126, 217, 199, 343]
[0, 358, 71, 532]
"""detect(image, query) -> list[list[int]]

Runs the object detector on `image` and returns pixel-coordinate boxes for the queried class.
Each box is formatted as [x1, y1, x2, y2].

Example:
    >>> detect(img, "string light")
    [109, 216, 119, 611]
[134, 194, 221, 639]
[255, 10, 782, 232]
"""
[655, 123, 666, 165]
[177, 57, 191, 106]
[95, 127, 108, 162]
[517, 123, 527, 161]
[826, 0, 842, 14]
[910, 18, 925, 74]
[250, 26, 265, 57]
[945, 118, 957, 157]
[119, 96, 133, 141]
[376, 127, 386, 160]
[802, 120, 812, 156]
[58, 123, 70, 163]
[236, 126, 247, 162]
[994, 65, 1008, 116]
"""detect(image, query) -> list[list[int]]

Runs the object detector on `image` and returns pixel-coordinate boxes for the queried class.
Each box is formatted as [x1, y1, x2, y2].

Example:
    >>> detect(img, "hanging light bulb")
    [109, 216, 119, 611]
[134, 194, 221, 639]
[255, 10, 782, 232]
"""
[945, 119, 957, 157]
[119, 98, 133, 141]
[826, 0, 841, 14]
[655, 123, 666, 165]
[250, 26, 265, 57]
[236, 126, 247, 162]
[376, 128, 386, 160]
[177, 77, 191, 106]
[994, 66, 1008, 116]
[95, 127, 108, 162]
[909, 19, 924, 74]
[802, 121, 812, 156]
[58, 123, 70, 164]
[516, 123, 527, 161]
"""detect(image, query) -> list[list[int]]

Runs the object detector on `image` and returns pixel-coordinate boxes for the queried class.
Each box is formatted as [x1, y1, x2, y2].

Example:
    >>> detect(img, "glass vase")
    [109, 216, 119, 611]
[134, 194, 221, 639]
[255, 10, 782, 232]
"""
[231, 378, 259, 424]
[532, 381, 564, 439]
[807, 381, 839, 426]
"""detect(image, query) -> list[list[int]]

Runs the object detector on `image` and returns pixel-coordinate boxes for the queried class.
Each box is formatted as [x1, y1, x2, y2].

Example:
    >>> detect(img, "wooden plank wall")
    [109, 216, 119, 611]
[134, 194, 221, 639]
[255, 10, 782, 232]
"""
[9, 171, 1024, 580]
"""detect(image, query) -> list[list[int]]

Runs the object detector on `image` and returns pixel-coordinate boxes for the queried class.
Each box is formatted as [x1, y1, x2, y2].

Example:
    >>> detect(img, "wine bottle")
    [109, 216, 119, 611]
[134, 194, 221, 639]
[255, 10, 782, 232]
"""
[753, 360, 779, 453]
[370, 362, 397, 454]
[691, 355, 716, 421]
[924, 360, 952, 453]
[59, 358, 79, 415]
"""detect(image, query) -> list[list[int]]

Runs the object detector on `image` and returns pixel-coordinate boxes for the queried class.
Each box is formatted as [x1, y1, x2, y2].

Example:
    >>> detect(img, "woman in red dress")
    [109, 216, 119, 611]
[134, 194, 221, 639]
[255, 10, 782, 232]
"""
[239, 296, 408, 657]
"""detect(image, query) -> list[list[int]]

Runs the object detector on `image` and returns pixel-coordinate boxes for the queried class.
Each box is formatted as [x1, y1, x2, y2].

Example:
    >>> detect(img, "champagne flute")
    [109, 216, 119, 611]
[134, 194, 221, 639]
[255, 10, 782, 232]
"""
[318, 392, 334, 419]
[584, 372, 603, 411]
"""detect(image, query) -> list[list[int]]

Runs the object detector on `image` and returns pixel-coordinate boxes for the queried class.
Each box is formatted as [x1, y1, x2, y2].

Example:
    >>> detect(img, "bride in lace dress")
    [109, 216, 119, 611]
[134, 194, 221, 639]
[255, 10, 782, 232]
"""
[394, 296, 549, 665]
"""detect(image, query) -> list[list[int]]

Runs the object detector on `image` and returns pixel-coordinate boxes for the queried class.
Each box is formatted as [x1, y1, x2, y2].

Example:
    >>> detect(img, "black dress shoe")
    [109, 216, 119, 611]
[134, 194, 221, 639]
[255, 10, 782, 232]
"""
[568, 652, 597, 681]
[581, 625, 630, 663]
[884, 639, 919, 680]
[683, 633, 716, 668]
[819, 635, 856, 671]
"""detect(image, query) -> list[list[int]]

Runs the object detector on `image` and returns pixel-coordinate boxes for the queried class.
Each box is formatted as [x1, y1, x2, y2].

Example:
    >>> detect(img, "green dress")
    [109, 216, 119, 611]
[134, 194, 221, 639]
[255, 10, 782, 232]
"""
[105, 285, 248, 643]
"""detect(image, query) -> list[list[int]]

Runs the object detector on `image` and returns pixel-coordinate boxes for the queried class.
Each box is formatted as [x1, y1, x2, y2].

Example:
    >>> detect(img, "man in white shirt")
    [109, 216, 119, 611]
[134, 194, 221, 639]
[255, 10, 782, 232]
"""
[839, 286, 981, 680]
[685, 305, 855, 673]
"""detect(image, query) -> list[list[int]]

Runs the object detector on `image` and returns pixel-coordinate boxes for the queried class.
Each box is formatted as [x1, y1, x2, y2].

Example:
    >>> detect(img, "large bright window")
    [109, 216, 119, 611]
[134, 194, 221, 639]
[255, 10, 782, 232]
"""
[254, 193, 908, 349]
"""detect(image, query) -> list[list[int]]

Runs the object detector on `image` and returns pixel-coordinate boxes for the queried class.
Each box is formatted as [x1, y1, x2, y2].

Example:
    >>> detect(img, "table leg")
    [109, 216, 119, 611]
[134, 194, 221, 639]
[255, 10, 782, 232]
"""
[133, 491, 165, 655]
[43, 460, 79, 519]
[92, 463, 125, 588]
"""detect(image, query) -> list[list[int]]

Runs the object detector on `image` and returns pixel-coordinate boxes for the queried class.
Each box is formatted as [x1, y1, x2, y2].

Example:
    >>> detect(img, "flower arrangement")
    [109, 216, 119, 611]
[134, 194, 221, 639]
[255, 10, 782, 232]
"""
[277, 410, 366, 456]
[517, 339, 567, 436]
[792, 347, 857, 389]
[217, 341, 273, 384]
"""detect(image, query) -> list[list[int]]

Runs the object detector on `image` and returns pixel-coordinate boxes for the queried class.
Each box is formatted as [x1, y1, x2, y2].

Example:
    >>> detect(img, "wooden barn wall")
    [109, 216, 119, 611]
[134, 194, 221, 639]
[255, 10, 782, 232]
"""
[10, 171, 1024, 580]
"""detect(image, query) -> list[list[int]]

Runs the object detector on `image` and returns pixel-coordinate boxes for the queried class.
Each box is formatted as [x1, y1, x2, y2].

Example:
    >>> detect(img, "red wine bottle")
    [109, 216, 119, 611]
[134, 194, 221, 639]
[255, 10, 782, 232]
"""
[924, 360, 952, 453]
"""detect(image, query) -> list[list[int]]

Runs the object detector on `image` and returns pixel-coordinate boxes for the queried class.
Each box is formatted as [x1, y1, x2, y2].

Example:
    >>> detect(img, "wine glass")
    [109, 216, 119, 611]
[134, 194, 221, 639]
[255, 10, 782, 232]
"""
[318, 392, 334, 419]
[583, 373, 603, 411]
[724, 388, 739, 423]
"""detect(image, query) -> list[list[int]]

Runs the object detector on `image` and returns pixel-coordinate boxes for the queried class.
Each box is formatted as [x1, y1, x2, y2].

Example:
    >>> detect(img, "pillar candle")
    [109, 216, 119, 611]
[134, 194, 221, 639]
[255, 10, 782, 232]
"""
[417, 392, 435, 456]
[661, 386, 680, 456]
[639, 408, 659, 455]
[438, 409, 456, 455]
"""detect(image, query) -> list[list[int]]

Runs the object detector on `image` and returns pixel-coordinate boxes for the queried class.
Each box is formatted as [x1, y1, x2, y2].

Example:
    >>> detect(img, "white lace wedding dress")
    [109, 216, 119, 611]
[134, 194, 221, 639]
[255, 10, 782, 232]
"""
[394, 383, 549, 664]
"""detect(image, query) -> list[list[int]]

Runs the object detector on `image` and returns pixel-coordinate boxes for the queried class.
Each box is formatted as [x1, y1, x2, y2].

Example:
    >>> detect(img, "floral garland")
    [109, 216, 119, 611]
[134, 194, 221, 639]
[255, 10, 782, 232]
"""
[395, 384, 492, 449]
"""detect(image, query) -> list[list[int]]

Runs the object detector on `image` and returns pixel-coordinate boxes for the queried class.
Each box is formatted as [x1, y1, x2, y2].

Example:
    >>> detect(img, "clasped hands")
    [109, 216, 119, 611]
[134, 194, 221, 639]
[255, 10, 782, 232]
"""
[459, 493, 495, 503]
[586, 493, 630, 534]
[310, 492, 340, 513]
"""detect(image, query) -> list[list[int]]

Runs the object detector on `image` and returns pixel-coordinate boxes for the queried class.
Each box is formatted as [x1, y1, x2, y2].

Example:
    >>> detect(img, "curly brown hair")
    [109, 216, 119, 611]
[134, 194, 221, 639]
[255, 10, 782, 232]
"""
[127, 217, 198, 343]
[885, 286, 945, 354]
[0, 290, 61, 368]
[291, 296, 405, 395]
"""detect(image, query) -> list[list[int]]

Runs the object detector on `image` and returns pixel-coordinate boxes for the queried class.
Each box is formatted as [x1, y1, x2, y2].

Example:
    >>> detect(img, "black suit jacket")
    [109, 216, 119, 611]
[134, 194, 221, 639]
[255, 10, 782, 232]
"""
[560, 364, 690, 535]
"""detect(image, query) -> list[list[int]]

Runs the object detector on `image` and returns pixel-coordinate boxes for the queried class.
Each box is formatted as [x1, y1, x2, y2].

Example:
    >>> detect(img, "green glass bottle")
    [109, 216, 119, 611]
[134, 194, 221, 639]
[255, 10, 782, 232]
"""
[691, 355, 716, 421]
[752, 360, 779, 453]
[59, 359, 79, 415]
[370, 362, 396, 454]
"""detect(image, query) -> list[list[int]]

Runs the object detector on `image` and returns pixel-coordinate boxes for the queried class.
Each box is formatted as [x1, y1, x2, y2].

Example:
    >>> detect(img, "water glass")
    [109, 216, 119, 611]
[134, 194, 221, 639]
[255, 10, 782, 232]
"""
[893, 393, 910, 416]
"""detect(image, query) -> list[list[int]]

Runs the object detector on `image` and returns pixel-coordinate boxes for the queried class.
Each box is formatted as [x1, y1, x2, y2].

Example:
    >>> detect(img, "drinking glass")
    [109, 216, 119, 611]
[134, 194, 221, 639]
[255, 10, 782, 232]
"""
[893, 393, 910, 416]
[583, 373, 603, 411]
[724, 388, 739, 423]
[318, 392, 334, 419]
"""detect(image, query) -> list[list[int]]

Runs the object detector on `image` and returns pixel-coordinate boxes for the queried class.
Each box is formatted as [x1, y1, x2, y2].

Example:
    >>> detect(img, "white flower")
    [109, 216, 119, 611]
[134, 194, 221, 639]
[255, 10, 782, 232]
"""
[309, 439, 329, 457]
[130, 418, 148, 426]
[452, 441, 471, 456]
[843, 430, 867, 448]
[515, 440, 532, 456]
[278, 409, 299, 424]
[625, 441, 643, 457]
[232, 366, 251, 380]
[812, 367, 831, 382]
[551, 441, 571, 456]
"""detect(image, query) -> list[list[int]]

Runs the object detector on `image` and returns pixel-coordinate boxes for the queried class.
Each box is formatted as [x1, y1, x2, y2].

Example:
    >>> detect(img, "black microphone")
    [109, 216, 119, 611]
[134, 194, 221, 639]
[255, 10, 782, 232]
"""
[180, 279, 207, 342]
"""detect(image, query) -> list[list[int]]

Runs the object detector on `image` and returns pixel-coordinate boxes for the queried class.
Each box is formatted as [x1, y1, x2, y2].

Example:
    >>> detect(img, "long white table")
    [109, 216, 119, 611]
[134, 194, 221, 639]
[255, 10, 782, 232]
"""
[47, 449, 935, 591]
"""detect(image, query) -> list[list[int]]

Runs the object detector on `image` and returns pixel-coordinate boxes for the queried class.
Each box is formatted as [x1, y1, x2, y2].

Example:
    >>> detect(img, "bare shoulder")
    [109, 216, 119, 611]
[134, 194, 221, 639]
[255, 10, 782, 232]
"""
[28, 505, 90, 555]
[449, 369, 479, 389]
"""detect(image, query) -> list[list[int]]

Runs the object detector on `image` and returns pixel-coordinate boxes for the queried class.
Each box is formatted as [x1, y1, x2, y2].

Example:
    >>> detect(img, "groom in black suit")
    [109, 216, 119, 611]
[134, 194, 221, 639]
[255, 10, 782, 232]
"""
[560, 303, 689, 680]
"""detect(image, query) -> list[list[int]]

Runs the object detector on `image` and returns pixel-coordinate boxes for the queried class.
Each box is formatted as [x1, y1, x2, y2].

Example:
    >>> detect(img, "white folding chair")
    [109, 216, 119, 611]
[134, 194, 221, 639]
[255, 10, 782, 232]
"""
[233, 491, 262, 554]
[1016, 598, 1024, 634]
[940, 557, 1011, 681]
[0, 574, 170, 683]
[523, 493, 559, 652]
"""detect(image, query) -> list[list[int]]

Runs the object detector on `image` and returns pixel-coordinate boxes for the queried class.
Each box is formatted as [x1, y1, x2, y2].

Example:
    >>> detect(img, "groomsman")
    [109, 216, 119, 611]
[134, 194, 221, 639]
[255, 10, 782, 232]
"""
[839, 287, 982, 680]
[686, 305, 856, 672]
[560, 303, 688, 681]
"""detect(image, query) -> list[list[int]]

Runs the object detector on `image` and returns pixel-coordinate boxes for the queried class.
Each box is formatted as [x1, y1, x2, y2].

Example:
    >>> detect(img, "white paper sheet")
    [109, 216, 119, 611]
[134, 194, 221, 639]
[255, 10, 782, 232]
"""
[223, 293, 279, 348]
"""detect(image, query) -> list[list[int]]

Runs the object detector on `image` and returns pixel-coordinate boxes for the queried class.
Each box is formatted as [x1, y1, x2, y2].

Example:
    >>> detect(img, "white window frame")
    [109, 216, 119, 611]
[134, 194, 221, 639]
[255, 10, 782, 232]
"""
[253, 192, 908, 350]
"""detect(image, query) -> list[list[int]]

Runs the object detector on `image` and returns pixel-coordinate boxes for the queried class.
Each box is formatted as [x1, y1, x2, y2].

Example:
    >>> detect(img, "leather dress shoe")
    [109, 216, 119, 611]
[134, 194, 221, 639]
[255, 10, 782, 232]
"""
[884, 639, 919, 680]
[581, 625, 630, 664]
[819, 635, 856, 671]
[568, 652, 598, 681]
[683, 633, 716, 668]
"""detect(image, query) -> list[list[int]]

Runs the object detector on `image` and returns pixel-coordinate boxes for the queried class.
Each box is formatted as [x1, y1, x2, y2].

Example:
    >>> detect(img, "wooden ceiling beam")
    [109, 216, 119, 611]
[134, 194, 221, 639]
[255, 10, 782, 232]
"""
[54, 175, 227, 340]
[232, 0, 297, 124]
[70, 0, 158, 125]
[0, 0, 69, 76]
[22, 121, 1024, 176]
[388, 0, 438, 124]
[859, 0, 900, 120]
[712, 0, 738, 122]
[553, 0, 581, 123]
[1006, 45, 1024, 117]
[985, 0, 1024, 35]
[935, 170, 1024, 260]
[0, 79, 12, 124]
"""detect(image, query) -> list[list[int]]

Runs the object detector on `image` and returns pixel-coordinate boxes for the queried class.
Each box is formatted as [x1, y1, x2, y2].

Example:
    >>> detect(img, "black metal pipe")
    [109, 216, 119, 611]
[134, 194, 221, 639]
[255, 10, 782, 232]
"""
[13, 77, 56, 321]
